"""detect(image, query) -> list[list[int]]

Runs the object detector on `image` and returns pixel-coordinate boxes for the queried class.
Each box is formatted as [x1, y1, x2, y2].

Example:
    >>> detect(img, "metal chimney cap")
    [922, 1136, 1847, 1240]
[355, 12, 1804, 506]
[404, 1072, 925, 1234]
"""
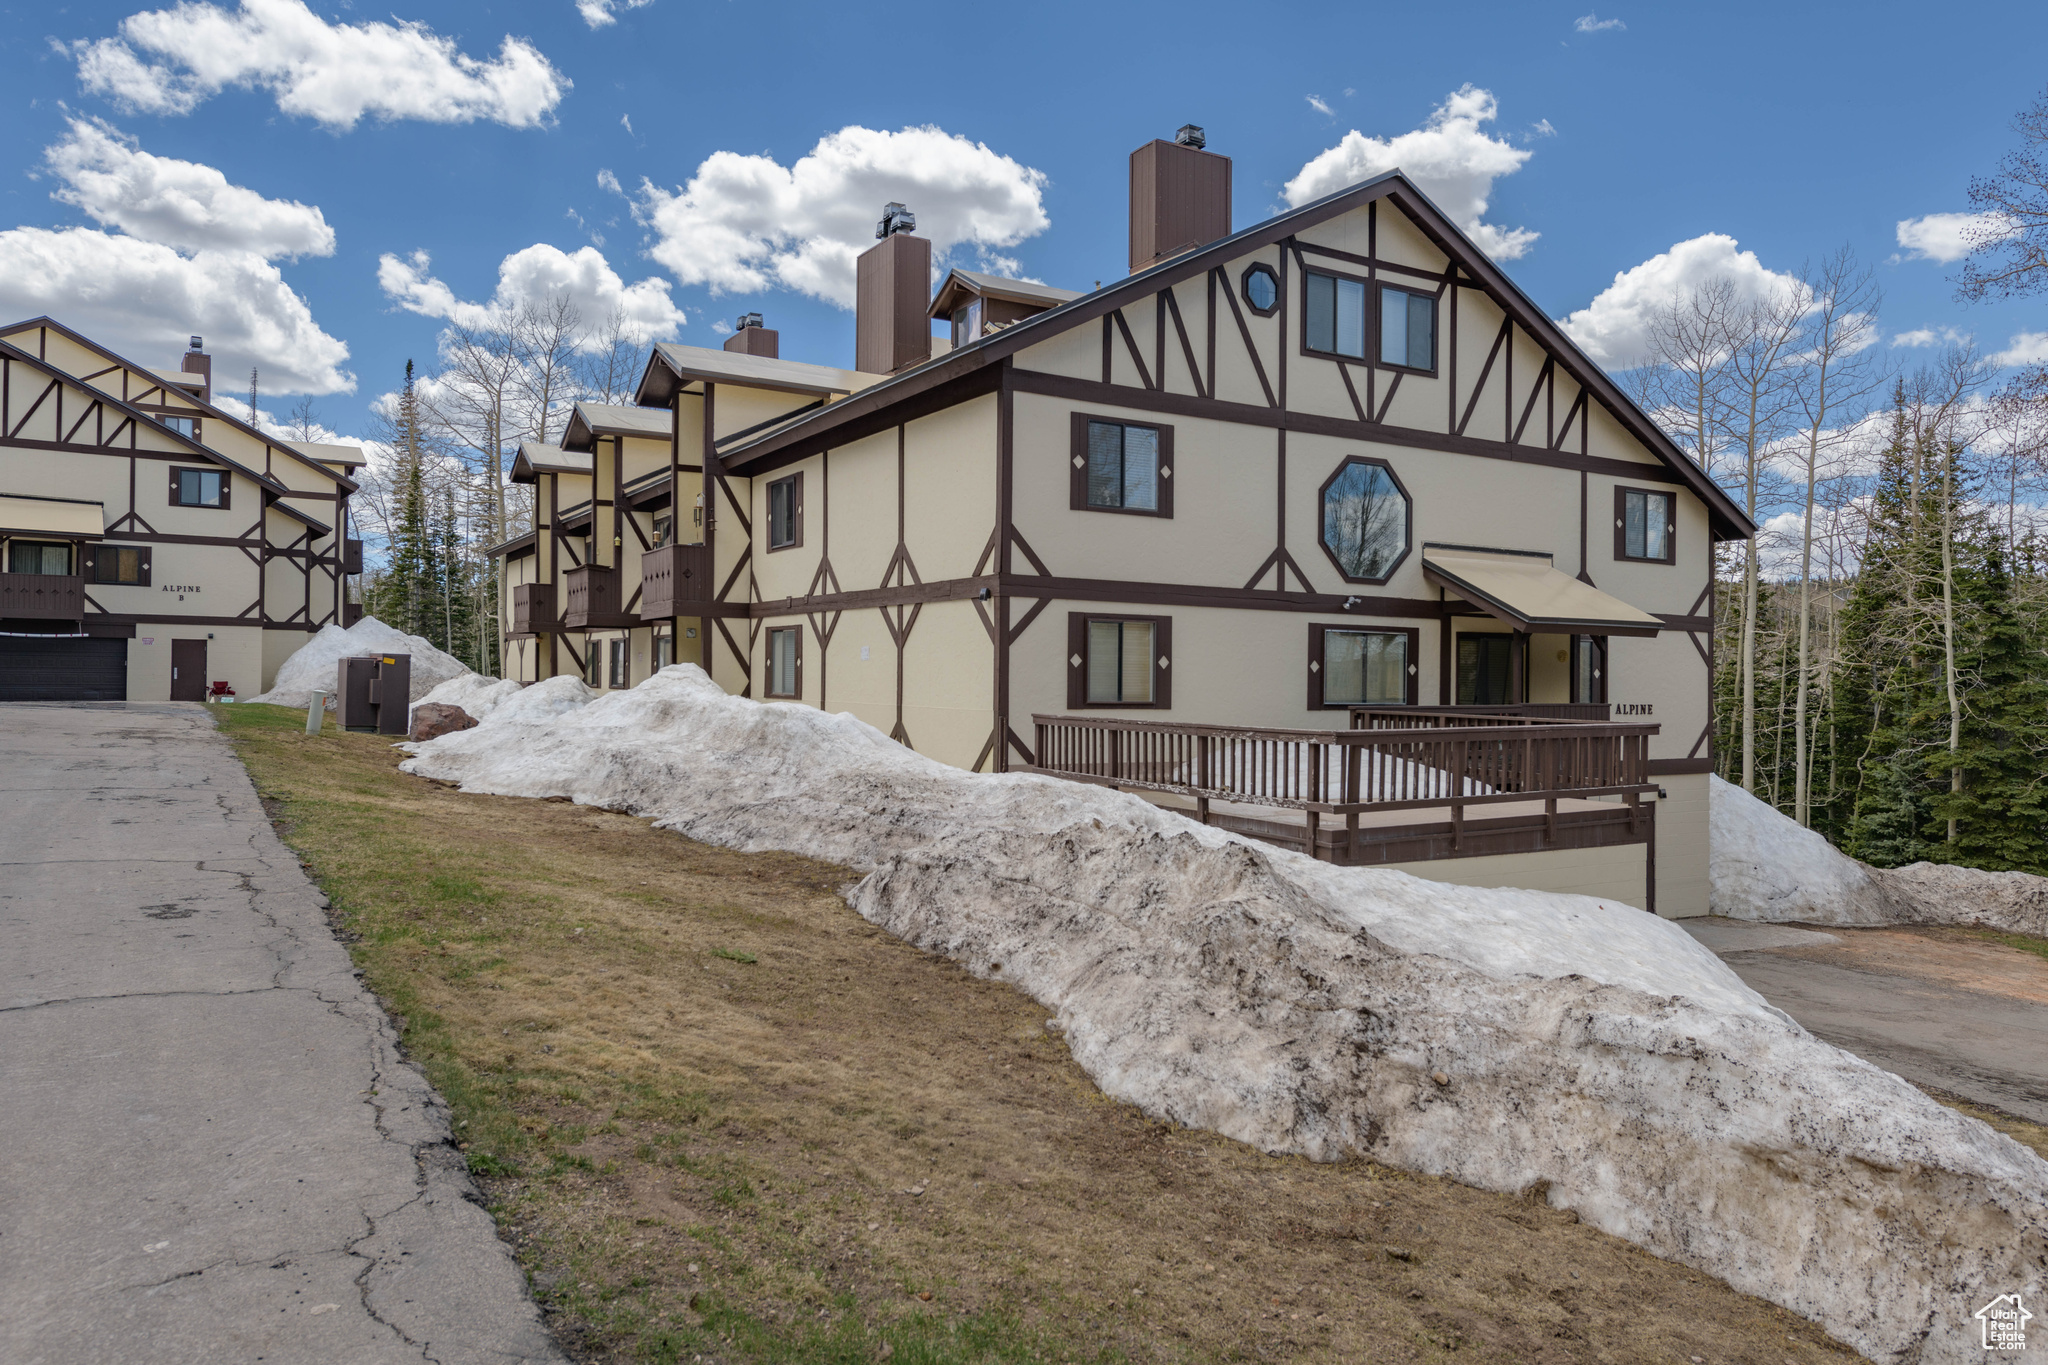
[188, 335, 204, 351]
[1175, 124, 1206, 149]
[736, 312, 763, 330]
[876, 201, 917, 239]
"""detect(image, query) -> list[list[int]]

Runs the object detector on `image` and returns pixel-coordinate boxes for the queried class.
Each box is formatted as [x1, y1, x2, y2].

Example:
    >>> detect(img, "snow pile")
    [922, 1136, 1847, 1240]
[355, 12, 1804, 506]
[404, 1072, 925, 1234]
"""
[403, 669, 2048, 1365]
[246, 617, 472, 710]
[407, 673, 527, 727]
[1708, 776, 1900, 924]
[1710, 775, 2048, 936]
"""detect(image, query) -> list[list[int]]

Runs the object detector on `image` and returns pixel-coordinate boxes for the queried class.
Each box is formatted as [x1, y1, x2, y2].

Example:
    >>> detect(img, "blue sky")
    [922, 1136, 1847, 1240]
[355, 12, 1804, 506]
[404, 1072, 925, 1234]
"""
[5, 0, 2045, 439]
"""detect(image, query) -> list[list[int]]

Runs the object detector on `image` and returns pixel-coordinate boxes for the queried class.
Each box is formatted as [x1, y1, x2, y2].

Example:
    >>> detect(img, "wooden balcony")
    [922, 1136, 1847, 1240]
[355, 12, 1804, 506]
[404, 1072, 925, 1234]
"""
[510, 582, 556, 634]
[639, 543, 713, 620]
[0, 573, 84, 622]
[561, 565, 638, 631]
[1024, 712, 1661, 889]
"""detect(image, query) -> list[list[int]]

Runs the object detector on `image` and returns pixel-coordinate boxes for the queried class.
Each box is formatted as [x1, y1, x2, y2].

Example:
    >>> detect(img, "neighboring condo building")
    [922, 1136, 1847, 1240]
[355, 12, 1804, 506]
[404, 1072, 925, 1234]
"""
[500, 131, 1752, 917]
[0, 318, 362, 701]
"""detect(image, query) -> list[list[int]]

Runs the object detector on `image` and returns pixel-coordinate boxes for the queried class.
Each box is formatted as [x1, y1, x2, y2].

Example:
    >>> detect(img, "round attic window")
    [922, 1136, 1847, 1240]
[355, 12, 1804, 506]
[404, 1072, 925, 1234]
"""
[1242, 264, 1280, 315]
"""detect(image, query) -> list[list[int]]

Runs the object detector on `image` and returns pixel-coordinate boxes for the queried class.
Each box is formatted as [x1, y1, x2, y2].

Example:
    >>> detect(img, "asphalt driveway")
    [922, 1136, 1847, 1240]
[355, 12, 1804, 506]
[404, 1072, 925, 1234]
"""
[0, 702, 562, 1365]
[1683, 916, 2048, 1124]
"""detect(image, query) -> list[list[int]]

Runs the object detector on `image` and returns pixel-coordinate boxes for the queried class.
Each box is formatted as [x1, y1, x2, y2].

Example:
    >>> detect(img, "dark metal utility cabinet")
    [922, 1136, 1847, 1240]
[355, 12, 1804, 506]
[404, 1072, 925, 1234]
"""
[338, 653, 410, 734]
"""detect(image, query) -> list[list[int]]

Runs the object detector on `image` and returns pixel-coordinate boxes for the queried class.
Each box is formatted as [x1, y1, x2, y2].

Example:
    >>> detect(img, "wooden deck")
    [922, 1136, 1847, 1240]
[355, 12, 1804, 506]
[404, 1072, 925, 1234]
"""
[1022, 708, 1662, 907]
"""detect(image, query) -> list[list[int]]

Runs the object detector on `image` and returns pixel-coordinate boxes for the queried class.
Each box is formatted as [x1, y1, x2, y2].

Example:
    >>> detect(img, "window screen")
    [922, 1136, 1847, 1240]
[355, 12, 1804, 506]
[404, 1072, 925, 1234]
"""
[95, 545, 145, 584]
[1085, 421, 1159, 511]
[767, 476, 799, 549]
[1456, 635, 1514, 706]
[7, 541, 72, 575]
[1305, 271, 1367, 358]
[1323, 631, 1408, 706]
[1379, 286, 1436, 371]
[767, 626, 800, 697]
[174, 468, 226, 507]
[1085, 619, 1154, 705]
[1623, 489, 1673, 560]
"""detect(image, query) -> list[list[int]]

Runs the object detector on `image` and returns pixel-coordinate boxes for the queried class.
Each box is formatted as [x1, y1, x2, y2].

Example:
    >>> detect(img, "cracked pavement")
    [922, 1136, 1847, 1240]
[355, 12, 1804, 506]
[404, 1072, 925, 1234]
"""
[0, 703, 565, 1365]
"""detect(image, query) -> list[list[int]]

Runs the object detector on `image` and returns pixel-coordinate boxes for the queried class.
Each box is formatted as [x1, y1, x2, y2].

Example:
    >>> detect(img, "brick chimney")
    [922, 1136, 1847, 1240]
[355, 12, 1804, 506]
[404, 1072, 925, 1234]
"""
[855, 203, 931, 374]
[1129, 125, 1231, 274]
[181, 335, 212, 403]
[723, 313, 778, 359]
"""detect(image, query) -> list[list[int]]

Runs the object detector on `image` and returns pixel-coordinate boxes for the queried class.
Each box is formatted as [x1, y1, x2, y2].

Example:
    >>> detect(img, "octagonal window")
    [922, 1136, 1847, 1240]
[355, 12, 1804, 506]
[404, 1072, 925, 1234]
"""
[1319, 457, 1411, 583]
[1242, 263, 1280, 315]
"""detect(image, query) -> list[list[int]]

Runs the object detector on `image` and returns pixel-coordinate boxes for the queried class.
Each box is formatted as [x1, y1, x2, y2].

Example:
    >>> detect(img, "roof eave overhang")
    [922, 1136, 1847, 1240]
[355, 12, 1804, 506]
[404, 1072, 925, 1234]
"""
[1422, 563, 1662, 638]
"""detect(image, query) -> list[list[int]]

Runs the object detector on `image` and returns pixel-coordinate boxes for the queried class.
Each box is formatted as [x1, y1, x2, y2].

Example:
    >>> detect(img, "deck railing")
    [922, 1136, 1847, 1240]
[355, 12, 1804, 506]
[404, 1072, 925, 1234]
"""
[1027, 711, 1660, 863]
[0, 572, 84, 622]
[511, 582, 556, 634]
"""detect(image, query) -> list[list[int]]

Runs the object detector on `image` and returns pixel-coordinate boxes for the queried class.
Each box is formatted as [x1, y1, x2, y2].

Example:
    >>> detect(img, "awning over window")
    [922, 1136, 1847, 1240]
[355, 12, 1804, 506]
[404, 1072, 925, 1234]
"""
[1422, 544, 1662, 637]
[0, 494, 105, 540]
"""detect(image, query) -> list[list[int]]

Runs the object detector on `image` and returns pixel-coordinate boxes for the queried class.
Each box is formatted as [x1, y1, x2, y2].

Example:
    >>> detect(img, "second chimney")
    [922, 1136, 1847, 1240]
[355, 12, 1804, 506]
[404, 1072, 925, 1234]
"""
[181, 335, 212, 403]
[722, 313, 778, 359]
[1129, 125, 1231, 274]
[855, 204, 932, 375]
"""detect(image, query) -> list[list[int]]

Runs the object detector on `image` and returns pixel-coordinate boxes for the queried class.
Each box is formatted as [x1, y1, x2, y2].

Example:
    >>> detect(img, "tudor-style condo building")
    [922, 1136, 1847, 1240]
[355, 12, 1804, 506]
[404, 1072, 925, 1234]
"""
[0, 319, 362, 701]
[498, 128, 1750, 917]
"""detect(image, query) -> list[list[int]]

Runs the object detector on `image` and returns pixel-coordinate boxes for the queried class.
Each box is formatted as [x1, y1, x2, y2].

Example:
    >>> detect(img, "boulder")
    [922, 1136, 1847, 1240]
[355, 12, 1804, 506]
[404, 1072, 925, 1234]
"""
[408, 703, 478, 742]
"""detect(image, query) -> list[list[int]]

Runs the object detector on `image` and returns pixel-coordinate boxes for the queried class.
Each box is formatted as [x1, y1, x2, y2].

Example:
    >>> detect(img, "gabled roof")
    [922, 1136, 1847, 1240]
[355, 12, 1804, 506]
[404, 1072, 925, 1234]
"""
[0, 316, 359, 495]
[711, 173, 1753, 541]
[562, 401, 673, 451]
[510, 442, 595, 484]
[928, 269, 1084, 319]
[0, 335, 290, 498]
[634, 341, 882, 407]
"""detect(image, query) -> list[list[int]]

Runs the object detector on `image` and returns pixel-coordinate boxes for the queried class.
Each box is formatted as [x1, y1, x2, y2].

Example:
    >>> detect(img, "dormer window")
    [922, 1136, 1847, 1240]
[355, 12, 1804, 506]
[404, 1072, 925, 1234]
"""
[951, 299, 983, 348]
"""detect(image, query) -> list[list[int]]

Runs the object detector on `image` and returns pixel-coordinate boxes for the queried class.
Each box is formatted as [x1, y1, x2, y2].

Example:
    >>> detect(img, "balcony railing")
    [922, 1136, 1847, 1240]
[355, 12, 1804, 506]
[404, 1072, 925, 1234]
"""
[1025, 711, 1660, 874]
[0, 573, 84, 622]
[639, 543, 712, 620]
[1351, 703, 1611, 728]
[561, 565, 638, 631]
[510, 582, 556, 634]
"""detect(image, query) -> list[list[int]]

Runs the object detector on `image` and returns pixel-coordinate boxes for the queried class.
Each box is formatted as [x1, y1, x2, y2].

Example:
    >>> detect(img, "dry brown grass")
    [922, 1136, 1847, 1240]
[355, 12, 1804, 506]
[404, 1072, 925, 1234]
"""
[222, 702, 1866, 1365]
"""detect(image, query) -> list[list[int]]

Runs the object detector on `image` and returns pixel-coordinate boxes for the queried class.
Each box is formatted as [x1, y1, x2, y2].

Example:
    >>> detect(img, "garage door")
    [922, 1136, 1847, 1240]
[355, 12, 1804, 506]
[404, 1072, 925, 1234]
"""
[0, 636, 128, 701]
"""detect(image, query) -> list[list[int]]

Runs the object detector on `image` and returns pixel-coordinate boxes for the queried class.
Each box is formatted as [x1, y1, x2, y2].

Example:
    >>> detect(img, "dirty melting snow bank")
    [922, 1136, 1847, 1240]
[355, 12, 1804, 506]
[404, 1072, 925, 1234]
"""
[1710, 775, 2048, 936]
[405, 668, 2048, 1365]
[407, 672, 528, 726]
[246, 616, 473, 709]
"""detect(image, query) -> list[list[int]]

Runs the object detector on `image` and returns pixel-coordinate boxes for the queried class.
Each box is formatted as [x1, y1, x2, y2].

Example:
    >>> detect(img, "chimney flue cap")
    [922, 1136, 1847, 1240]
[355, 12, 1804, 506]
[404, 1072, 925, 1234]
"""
[189, 335, 204, 352]
[876, 202, 917, 240]
[1175, 124, 1206, 149]
[736, 312, 763, 330]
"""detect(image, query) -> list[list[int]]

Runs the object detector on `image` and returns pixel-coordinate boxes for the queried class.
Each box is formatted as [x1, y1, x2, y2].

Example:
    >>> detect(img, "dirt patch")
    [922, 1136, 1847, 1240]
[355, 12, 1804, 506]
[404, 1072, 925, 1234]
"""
[1766, 924, 2048, 1006]
[221, 702, 1865, 1364]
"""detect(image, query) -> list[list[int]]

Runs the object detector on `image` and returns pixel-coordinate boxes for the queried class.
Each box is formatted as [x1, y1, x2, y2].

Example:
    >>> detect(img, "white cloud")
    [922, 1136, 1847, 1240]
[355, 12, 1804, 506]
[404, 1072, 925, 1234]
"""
[577, 0, 652, 27]
[1894, 211, 2009, 264]
[378, 243, 685, 345]
[1992, 330, 2048, 368]
[621, 113, 633, 134]
[1556, 233, 1803, 369]
[1281, 86, 1539, 260]
[634, 124, 1050, 308]
[1891, 325, 1966, 349]
[0, 225, 352, 393]
[1306, 94, 1333, 117]
[1574, 13, 1625, 31]
[596, 168, 623, 196]
[211, 391, 359, 445]
[43, 118, 333, 260]
[1529, 118, 1557, 139]
[73, 0, 568, 131]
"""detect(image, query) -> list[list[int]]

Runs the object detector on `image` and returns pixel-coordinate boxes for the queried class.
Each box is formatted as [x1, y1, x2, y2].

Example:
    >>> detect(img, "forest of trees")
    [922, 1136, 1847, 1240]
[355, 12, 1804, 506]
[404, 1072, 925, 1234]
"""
[1674, 90, 2048, 874]
[282, 90, 2048, 875]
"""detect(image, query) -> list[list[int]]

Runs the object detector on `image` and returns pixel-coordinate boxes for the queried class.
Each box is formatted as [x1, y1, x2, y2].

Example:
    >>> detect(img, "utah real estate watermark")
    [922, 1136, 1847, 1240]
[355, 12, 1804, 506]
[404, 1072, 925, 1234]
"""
[1975, 1293, 2031, 1351]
